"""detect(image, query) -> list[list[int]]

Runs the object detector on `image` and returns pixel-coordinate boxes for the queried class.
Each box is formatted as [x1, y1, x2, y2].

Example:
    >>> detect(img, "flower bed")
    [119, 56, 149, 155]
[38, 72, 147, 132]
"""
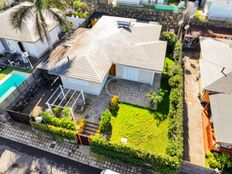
[31, 111, 78, 140]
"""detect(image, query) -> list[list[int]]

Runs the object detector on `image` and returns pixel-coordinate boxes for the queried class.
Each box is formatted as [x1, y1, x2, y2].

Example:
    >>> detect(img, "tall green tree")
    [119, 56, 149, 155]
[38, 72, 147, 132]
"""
[10, 0, 68, 47]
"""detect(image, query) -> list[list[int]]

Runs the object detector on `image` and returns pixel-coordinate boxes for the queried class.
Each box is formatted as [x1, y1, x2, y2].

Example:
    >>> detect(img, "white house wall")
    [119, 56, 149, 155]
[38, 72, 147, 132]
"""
[117, 0, 164, 5]
[22, 39, 49, 57]
[67, 17, 85, 29]
[116, 64, 156, 85]
[116, 0, 140, 5]
[1, 25, 60, 58]
[141, 0, 164, 4]
[60, 74, 108, 96]
[0, 41, 5, 53]
[205, 1, 232, 20]
[4, 39, 22, 53]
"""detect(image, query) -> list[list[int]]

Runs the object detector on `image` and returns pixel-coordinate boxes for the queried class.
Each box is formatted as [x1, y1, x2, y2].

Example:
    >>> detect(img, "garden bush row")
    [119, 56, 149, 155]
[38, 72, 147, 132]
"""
[91, 134, 180, 174]
[165, 35, 184, 159]
[31, 121, 77, 140]
[38, 111, 77, 131]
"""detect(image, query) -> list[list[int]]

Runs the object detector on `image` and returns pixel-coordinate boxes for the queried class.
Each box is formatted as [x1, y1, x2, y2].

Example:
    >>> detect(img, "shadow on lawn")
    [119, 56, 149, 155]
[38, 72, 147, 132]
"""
[148, 74, 171, 126]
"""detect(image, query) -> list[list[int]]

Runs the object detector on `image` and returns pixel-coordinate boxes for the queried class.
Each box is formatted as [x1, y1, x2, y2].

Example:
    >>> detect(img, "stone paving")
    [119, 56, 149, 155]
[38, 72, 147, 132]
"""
[82, 88, 111, 123]
[106, 78, 156, 108]
[183, 51, 205, 166]
[0, 122, 150, 174]
[79, 78, 157, 123]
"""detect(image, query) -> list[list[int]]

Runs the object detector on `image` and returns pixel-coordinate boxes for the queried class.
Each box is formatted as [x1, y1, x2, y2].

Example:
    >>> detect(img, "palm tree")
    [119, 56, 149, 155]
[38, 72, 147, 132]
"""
[10, 0, 68, 48]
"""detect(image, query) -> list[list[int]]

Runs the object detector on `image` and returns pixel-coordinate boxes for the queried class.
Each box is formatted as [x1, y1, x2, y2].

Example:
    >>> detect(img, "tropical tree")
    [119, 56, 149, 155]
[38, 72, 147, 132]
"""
[72, 0, 89, 19]
[10, 0, 68, 47]
[146, 89, 166, 107]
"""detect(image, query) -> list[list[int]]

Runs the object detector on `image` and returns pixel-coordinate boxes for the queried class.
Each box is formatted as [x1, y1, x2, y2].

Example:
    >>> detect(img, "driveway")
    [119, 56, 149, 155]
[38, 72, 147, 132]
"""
[183, 51, 205, 166]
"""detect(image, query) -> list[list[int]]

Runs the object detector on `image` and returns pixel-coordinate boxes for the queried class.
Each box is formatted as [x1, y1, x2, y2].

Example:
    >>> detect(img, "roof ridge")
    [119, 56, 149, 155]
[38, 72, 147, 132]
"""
[201, 58, 232, 72]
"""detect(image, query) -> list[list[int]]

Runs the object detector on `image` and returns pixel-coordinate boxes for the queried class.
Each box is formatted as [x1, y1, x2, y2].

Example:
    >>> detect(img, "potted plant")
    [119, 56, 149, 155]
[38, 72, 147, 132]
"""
[78, 118, 86, 133]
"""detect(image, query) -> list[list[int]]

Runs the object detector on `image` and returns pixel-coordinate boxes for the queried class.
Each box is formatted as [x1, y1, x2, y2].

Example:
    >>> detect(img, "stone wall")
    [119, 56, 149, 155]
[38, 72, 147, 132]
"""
[190, 18, 232, 28]
[92, 4, 183, 32]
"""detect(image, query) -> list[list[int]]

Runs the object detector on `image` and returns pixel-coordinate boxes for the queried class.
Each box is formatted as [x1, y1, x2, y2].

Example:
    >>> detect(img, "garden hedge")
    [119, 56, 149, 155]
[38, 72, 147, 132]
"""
[31, 121, 77, 140]
[38, 111, 77, 131]
[165, 37, 184, 159]
[91, 134, 180, 174]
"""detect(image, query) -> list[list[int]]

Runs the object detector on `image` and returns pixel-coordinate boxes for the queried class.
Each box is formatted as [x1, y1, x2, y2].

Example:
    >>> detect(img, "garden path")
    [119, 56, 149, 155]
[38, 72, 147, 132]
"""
[183, 51, 205, 166]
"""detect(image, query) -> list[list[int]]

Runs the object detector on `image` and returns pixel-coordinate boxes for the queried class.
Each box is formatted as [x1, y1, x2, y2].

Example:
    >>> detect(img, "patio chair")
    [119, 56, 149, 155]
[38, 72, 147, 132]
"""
[76, 99, 85, 112]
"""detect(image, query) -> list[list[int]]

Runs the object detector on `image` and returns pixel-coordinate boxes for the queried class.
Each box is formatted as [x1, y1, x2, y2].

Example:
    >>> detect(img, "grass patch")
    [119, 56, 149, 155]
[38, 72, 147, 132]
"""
[0, 66, 32, 80]
[155, 57, 174, 115]
[110, 103, 169, 155]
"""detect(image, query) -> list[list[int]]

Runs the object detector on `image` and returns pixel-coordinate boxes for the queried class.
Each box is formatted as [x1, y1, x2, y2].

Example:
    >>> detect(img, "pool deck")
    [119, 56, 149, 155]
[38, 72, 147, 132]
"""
[0, 66, 32, 80]
[0, 70, 30, 86]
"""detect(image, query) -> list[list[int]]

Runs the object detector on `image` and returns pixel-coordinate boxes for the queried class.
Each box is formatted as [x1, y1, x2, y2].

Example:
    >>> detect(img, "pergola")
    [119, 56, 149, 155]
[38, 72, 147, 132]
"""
[46, 85, 85, 121]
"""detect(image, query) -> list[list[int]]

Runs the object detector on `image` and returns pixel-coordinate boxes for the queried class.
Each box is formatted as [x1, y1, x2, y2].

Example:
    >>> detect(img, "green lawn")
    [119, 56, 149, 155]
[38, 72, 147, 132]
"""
[110, 103, 169, 155]
[156, 57, 174, 115]
[106, 57, 174, 155]
[0, 66, 32, 80]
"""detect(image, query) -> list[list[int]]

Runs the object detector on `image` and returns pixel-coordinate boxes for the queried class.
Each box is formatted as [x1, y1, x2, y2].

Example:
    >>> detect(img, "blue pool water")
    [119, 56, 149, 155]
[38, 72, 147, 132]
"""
[0, 73, 27, 102]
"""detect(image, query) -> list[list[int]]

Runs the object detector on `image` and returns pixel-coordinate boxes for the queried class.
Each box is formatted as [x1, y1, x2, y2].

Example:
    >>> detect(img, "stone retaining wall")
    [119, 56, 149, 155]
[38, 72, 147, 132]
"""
[93, 4, 184, 32]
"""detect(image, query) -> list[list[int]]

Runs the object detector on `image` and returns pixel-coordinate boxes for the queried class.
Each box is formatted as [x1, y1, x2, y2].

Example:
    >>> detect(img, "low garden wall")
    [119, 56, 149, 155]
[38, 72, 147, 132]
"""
[92, 4, 183, 32]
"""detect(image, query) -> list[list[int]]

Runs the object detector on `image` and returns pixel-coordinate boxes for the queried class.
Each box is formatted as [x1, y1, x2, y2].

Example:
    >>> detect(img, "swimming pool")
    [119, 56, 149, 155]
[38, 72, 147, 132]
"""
[0, 73, 27, 103]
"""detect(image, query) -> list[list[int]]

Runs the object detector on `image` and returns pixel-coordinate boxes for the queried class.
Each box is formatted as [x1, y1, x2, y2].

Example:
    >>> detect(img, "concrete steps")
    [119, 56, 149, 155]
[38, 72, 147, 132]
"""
[82, 121, 99, 136]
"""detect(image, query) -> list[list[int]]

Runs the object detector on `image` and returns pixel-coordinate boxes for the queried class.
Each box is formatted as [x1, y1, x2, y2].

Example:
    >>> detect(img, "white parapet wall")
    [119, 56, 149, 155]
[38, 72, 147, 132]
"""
[67, 16, 85, 29]
[0, 41, 5, 53]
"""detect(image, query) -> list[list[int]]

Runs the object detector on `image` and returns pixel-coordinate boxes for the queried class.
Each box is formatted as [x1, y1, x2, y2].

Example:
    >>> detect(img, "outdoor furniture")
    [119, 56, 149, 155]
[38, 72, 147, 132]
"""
[46, 85, 85, 121]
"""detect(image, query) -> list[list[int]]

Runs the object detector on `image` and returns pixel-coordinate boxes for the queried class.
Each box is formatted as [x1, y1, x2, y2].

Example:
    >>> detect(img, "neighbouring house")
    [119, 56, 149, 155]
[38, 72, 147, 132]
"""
[0, 2, 61, 58]
[203, 0, 232, 20]
[38, 16, 167, 95]
[200, 36, 232, 154]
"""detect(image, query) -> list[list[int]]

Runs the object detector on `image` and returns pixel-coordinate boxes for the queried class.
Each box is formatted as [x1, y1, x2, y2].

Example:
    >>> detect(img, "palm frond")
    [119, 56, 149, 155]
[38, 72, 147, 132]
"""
[45, 0, 70, 11]
[34, 12, 46, 42]
[48, 8, 67, 27]
[10, 5, 33, 31]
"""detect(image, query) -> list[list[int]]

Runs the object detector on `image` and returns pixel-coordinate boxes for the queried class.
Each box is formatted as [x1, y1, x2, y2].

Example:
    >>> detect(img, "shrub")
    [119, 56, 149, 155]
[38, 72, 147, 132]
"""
[168, 74, 181, 88]
[90, 134, 180, 174]
[78, 118, 86, 132]
[62, 107, 72, 117]
[53, 106, 61, 116]
[206, 152, 232, 170]
[164, 38, 184, 159]
[162, 31, 178, 57]
[99, 110, 112, 134]
[31, 121, 77, 140]
[195, 10, 208, 23]
[145, 89, 166, 107]
[166, 63, 182, 76]
[173, 40, 183, 63]
[72, 0, 89, 19]
[109, 96, 119, 115]
[38, 112, 77, 131]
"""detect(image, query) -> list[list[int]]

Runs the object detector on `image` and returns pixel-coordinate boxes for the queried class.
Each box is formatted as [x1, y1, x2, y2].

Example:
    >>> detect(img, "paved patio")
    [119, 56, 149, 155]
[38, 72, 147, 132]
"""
[106, 78, 157, 108]
[79, 77, 159, 123]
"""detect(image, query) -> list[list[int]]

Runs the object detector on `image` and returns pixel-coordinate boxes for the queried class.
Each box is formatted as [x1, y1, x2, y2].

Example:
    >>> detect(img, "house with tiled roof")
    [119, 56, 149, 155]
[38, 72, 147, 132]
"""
[200, 36, 232, 154]
[39, 16, 167, 95]
[0, 2, 61, 57]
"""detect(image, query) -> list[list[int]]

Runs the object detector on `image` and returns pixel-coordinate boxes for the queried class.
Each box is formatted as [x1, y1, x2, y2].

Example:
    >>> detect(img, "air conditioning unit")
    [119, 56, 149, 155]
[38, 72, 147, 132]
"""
[117, 20, 131, 28]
